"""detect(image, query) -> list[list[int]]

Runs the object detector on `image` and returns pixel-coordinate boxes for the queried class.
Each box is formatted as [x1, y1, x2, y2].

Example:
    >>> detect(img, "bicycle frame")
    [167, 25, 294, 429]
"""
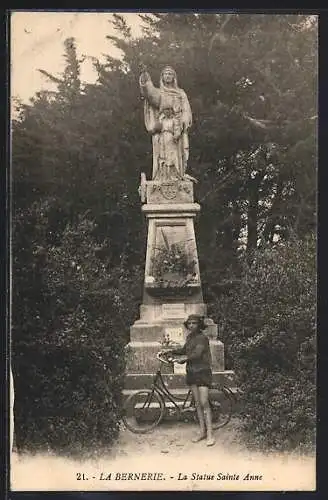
[122, 355, 235, 433]
[146, 368, 194, 416]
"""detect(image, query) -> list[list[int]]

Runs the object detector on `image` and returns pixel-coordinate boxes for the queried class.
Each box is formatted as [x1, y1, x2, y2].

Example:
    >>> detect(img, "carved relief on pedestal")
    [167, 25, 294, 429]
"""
[138, 175, 194, 205]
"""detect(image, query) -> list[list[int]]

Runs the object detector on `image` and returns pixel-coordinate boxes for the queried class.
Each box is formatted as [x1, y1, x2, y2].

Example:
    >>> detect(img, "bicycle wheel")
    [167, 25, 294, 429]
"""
[122, 390, 165, 434]
[209, 386, 233, 429]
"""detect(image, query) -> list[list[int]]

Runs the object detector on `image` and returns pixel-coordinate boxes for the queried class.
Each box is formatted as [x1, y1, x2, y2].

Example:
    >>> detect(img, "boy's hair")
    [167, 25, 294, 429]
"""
[183, 314, 206, 331]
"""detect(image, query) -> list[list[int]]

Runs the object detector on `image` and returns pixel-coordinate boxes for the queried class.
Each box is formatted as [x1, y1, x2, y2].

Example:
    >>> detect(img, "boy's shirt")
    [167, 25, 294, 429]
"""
[172, 332, 212, 373]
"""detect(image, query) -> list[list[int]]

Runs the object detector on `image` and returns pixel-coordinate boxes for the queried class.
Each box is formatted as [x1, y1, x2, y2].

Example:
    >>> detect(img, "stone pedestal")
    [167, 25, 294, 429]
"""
[124, 176, 235, 396]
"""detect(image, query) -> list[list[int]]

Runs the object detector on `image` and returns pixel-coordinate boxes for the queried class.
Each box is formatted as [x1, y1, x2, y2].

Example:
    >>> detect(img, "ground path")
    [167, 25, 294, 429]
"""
[11, 419, 315, 492]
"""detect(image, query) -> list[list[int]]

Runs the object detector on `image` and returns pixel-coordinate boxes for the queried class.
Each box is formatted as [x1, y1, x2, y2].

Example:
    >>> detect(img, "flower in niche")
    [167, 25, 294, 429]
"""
[150, 241, 197, 288]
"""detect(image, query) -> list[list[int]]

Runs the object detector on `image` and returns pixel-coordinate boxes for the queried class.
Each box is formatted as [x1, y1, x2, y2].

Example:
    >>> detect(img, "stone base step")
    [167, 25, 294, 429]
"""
[123, 387, 189, 398]
[124, 370, 236, 392]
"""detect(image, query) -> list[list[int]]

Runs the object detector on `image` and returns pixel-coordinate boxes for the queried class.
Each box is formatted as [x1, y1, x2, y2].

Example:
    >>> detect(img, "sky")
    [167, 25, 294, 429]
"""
[11, 11, 144, 104]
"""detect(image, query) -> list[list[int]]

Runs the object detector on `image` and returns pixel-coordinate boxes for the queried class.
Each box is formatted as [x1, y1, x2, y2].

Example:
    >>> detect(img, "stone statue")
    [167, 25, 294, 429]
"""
[139, 65, 192, 182]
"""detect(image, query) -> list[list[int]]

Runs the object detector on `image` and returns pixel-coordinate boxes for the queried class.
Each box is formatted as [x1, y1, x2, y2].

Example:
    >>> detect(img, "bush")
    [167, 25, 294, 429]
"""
[218, 235, 316, 453]
[12, 202, 143, 456]
[13, 341, 123, 457]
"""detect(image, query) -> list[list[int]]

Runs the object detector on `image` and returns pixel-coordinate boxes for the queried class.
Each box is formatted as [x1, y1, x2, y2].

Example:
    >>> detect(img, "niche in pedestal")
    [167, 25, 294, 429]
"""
[144, 218, 202, 299]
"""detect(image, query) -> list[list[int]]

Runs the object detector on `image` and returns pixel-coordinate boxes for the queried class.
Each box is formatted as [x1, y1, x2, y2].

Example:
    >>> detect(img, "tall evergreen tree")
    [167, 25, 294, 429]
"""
[11, 14, 317, 453]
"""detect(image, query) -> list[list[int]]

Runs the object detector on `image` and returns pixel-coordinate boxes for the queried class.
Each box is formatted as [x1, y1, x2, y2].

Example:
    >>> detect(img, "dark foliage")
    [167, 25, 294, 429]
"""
[11, 13, 317, 453]
[217, 235, 316, 452]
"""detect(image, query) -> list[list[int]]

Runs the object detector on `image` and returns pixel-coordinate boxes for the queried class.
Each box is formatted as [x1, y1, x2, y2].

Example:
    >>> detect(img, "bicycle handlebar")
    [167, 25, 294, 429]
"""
[156, 351, 174, 365]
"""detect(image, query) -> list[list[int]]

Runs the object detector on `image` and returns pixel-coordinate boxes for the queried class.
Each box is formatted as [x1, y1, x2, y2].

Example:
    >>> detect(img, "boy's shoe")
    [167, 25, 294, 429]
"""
[191, 433, 206, 443]
[206, 437, 215, 447]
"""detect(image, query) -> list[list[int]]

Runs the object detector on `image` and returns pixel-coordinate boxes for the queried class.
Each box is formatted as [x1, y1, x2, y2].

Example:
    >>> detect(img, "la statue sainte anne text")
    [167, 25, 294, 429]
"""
[77, 472, 263, 481]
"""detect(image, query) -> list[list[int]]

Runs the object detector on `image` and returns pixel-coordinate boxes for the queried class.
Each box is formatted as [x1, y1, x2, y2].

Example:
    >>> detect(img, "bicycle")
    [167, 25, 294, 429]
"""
[122, 350, 235, 434]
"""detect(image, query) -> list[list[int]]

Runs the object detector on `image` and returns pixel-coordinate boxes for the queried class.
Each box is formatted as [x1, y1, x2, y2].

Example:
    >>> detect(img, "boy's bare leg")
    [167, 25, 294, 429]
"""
[199, 386, 215, 446]
[191, 385, 206, 442]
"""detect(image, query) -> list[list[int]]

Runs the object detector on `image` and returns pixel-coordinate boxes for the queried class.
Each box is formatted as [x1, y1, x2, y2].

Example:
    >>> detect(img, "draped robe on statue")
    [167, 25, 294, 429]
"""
[140, 70, 192, 181]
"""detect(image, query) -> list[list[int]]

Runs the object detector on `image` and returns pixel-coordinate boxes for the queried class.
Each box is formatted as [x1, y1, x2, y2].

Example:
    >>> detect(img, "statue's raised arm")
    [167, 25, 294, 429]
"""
[139, 66, 192, 181]
[139, 67, 160, 108]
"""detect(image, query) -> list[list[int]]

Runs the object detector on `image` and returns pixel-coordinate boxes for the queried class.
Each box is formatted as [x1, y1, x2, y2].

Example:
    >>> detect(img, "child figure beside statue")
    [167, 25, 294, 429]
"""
[139, 65, 196, 183]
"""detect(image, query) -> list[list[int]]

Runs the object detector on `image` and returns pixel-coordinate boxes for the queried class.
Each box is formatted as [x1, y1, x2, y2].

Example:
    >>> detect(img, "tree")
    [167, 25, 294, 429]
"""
[217, 235, 316, 451]
[11, 14, 317, 453]
[11, 36, 145, 453]
[103, 12, 316, 278]
[12, 202, 143, 453]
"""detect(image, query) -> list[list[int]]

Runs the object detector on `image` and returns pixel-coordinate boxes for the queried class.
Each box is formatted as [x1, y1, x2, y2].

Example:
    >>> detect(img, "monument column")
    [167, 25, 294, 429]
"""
[124, 65, 234, 396]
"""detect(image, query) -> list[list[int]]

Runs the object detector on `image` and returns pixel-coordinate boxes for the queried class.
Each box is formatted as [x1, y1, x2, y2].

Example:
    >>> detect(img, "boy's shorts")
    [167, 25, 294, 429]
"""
[186, 368, 212, 388]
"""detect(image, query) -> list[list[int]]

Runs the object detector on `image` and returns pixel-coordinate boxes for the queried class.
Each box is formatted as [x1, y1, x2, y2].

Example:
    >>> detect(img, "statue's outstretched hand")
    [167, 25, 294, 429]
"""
[139, 64, 150, 85]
